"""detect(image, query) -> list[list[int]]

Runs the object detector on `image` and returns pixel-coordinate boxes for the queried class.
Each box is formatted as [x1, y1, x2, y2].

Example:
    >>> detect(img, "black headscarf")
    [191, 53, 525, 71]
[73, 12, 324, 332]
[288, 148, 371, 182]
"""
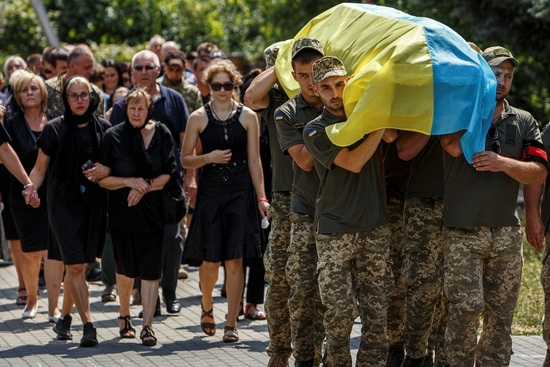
[62, 76, 101, 125]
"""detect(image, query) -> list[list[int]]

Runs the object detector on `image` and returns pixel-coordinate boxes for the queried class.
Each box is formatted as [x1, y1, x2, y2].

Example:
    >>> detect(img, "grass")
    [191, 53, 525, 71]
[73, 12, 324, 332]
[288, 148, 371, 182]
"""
[512, 233, 544, 335]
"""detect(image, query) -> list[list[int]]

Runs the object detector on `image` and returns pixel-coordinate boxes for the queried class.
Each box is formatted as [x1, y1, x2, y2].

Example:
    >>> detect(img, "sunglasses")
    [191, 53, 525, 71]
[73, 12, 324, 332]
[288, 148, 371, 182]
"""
[487, 126, 501, 154]
[67, 92, 90, 102]
[211, 82, 235, 92]
[133, 65, 157, 71]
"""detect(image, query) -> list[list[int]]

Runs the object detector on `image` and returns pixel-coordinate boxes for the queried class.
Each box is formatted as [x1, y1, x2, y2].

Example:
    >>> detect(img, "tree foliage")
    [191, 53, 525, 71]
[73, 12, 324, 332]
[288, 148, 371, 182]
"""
[1, 0, 549, 121]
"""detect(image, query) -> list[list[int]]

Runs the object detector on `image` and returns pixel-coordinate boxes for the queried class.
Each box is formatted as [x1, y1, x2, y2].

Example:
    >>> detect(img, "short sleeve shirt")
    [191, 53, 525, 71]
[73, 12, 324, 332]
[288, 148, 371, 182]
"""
[304, 109, 387, 234]
[255, 86, 293, 193]
[0, 123, 11, 145]
[443, 100, 543, 227]
[275, 94, 323, 215]
[405, 136, 444, 199]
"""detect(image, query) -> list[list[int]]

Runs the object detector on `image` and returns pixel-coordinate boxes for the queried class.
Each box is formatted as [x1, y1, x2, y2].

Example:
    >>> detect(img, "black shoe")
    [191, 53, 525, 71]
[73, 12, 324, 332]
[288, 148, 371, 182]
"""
[80, 322, 98, 347]
[165, 298, 181, 314]
[387, 345, 404, 367]
[403, 355, 426, 367]
[53, 315, 73, 340]
[296, 360, 314, 367]
[86, 267, 102, 282]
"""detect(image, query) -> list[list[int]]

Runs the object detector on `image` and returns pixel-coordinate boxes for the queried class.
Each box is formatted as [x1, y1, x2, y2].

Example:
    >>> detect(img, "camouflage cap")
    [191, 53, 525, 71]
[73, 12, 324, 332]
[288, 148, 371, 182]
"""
[291, 37, 324, 60]
[467, 42, 482, 54]
[312, 56, 346, 84]
[264, 41, 283, 69]
[482, 46, 519, 67]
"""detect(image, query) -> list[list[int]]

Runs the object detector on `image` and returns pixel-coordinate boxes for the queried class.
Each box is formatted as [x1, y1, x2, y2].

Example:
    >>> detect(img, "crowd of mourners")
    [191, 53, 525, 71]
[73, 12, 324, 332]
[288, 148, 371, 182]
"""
[1, 33, 550, 367]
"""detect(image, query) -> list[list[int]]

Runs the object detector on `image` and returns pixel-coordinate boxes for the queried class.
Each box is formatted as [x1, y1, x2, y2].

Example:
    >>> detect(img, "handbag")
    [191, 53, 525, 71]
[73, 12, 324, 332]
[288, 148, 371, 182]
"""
[161, 172, 186, 225]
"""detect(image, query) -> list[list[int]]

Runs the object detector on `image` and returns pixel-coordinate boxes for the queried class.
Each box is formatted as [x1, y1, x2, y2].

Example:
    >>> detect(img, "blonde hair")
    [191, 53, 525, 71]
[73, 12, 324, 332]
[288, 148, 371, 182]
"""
[13, 71, 48, 112]
[203, 59, 242, 86]
[65, 76, 92, 93]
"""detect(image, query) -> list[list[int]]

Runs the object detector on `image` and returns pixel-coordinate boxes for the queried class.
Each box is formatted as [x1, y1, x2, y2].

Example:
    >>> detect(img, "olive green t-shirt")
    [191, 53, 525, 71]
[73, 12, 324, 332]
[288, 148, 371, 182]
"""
[405, 136, 444, 199]
[443, 101, 542, 227]
[256, 86, 293, 193]
[304, 110, 387, 234]
[275, 94, 323, 216]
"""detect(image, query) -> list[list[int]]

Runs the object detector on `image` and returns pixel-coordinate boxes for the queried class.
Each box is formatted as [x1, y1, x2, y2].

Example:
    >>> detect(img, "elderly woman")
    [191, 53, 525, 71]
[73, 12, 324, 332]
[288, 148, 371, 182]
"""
[181, 59, 269, 343]
[29, 76, 110, 347]
[3, 71, 64, 321]
[99, 88, 176, 347]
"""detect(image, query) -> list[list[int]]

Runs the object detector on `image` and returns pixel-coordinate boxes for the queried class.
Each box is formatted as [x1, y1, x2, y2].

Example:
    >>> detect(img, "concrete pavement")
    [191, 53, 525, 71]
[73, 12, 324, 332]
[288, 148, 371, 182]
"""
[0, 262, 547, 366]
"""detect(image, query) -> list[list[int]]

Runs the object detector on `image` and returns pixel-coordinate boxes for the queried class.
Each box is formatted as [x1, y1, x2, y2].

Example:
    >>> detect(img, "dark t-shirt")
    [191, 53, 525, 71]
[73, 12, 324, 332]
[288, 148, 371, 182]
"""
[405, 136, 444, 199]
[256, 86, 293, 193]
[304, 109, 387, 234]
[275, 93, 323, 216]
[443, 100, 542, 227]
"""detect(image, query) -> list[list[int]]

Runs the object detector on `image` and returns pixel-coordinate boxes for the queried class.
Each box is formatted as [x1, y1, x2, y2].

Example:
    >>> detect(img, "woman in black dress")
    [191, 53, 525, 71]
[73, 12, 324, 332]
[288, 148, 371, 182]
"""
[30, 76, 110, 347]
[181, 59, 270, 343]
[99, 88, 176, 346]
[4, 72, 64, 321]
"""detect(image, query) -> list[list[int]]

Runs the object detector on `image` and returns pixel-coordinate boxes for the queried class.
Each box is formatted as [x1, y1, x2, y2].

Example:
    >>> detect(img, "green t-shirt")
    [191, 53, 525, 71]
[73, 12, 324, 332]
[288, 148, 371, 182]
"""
[443, 100, 542, 227]
[304, 110, 387, 234]
[275, 94, 323, 216]
[405, 136, 444, 199]
[257, 86, 293, 193]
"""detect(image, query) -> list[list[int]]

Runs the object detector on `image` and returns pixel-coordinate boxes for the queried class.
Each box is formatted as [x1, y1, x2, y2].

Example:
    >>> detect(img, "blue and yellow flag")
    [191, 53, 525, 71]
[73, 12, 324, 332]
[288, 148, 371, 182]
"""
[275, 3, 496, 163]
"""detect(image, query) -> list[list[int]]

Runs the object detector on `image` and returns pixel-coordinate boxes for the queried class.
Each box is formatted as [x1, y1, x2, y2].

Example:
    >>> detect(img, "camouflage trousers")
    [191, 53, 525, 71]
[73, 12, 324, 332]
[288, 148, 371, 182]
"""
[443, 226, 523, 367]
[541, 233, 550, 348]
[316, 226, 393, 367]
[287, 212, 325, 365]
[402, 197, 447, 364]
[264, 192, 293, 360]
[386, 196, 406, 347]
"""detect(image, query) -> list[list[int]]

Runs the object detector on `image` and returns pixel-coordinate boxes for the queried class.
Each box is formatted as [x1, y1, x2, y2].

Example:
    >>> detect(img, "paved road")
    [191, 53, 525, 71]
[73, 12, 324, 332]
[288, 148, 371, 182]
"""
[0, 262, 546, 366]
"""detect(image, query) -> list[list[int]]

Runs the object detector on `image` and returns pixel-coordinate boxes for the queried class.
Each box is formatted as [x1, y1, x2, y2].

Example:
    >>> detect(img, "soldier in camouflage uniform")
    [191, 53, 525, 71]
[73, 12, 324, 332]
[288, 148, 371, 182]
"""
[395, 134, 446, 367]
[440, 46, 547, 367]
[523, 124, 550, 367]
[160, 50, 203, 115]
[275, 37, 326, 367]
[304, 56, 393, 367]
[381, 141, 411, 367]
[244, 42, 293, 367]
[45, 45, 105, 119]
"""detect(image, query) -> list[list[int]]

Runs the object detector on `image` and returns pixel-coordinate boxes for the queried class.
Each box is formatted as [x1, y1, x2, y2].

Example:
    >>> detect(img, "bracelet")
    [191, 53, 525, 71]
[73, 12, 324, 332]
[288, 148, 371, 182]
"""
[257, 197, 269, 203]
[23, 183, 34, 190]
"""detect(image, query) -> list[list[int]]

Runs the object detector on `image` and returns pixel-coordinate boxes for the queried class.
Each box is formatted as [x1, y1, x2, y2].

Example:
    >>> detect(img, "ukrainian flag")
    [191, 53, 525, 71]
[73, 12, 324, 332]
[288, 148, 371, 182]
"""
[275, 3, 496, 163]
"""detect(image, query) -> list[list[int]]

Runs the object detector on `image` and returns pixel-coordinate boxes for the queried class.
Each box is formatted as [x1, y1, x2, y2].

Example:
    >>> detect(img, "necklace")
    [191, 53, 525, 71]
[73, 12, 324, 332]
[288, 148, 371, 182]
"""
[210, 101, 234, 122]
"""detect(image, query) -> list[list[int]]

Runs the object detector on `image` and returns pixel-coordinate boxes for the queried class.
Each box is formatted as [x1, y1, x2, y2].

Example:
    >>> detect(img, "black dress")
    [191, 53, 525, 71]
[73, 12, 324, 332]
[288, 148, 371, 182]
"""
[5, 113, 49, 252]
[183, 103, 262, 266]
[37, 77, 110, 264]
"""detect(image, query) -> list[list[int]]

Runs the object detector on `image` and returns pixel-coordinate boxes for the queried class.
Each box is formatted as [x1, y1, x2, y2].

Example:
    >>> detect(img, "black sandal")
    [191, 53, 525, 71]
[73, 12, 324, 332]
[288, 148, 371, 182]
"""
[201, 302, 216, 336]
[222, 325, 239, 343]
[140, 325, 157, 346]
[118, 315, 136, 339]
[16, 288, 27, 306]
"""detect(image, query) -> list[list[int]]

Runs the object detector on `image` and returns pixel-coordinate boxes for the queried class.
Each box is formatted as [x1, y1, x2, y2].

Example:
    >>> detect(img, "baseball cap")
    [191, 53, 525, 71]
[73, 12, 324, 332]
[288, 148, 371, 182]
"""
[291, 37, 324, 60]
[312, 56, 346, 84]
[264, 41, 283, 69]
[482, 46, 519, 67]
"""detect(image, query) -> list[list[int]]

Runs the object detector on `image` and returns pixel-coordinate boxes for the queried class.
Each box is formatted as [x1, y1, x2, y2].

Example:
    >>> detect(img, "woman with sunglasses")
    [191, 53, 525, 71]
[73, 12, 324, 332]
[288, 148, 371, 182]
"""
[29, 76, 111, 347]
[181, 59, 269, 343]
